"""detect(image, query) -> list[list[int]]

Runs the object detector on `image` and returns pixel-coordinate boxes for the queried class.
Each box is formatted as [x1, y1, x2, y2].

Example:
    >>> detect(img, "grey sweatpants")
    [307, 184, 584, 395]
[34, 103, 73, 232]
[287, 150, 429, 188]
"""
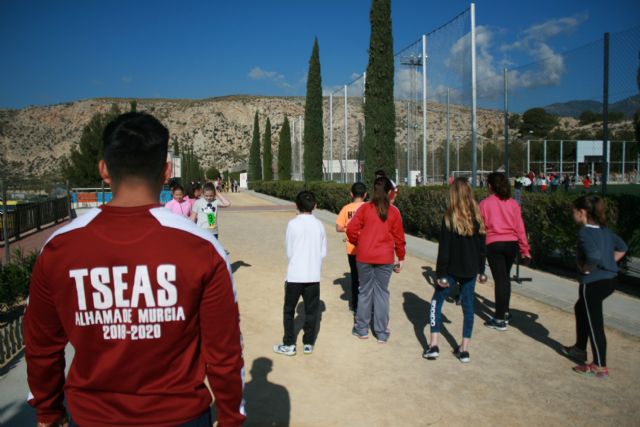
[354, 262, 394, 341]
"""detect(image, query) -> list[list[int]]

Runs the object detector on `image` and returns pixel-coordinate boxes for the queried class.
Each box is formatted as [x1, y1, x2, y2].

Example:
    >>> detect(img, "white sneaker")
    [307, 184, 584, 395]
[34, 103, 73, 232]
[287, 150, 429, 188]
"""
[303, 344, 314, 355]
[273, 344, 296, 356]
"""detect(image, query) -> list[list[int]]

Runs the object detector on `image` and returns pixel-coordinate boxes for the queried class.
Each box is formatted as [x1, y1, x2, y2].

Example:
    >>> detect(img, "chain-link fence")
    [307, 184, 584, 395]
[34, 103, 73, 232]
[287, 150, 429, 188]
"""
[323, 6, 639, 189]
[324, 6, 475, 185]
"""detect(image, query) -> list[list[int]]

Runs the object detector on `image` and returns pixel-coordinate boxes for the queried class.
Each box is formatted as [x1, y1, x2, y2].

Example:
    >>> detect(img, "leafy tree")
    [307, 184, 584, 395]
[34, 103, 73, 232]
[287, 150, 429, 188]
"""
[303, 38, 324, 181]
[278, 117, 292, 180]
[508, 113, 521, 130]
[484, 128, 494, 139]
[130, 100, 137, 112]
[609, 111, 624, 123]
[248, 112, 262, 181]
[62, 104, 121, 186]
[579, 110, 600, 125]
[263, 118, 273, 181]
[180, 144, 204, 185]
[363, 0, 395, 184]
[205, 166, 220, 180]
[519, 108, 559, 138]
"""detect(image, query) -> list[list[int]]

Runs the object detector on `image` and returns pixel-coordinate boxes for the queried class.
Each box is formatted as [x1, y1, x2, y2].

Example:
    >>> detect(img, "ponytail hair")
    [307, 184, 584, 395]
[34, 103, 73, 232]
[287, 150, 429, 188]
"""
[371, 177, 392, 221]
[573, 195, 607, 226]
[487, 172, 511, 200]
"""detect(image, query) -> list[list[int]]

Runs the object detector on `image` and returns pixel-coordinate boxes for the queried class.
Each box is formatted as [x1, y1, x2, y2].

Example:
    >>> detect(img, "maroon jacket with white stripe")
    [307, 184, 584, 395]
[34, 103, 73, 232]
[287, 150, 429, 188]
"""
[24, 204, 246, 427]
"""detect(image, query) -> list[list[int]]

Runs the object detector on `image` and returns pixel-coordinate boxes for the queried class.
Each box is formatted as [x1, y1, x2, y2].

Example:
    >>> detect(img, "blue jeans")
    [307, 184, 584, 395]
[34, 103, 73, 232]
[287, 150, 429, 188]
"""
[430, 275, 476, 339]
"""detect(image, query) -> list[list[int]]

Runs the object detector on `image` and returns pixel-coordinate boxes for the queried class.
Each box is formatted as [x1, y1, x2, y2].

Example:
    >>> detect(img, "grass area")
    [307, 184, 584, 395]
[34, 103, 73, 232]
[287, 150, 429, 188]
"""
[565, 183, 640, 195]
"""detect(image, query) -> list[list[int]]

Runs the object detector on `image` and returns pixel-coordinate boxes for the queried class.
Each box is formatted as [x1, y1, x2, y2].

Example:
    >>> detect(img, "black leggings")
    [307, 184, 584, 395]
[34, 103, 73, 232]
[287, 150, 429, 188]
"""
[486, 241, 518, 320]
[575, 279, 616, 367]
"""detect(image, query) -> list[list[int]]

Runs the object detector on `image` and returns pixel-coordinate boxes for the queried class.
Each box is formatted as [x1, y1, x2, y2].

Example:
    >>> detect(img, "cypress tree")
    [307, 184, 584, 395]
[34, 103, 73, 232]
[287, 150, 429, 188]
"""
[278, 116, 292, 180]
[262, 118, 273, 181]
[248, 112, 262, 181]
[363, 0, 395, 184]
[303, 37, 324, 181]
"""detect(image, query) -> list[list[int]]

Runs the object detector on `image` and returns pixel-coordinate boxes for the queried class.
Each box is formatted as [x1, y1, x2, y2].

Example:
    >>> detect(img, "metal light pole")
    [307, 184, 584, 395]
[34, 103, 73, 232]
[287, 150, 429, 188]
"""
[406, 101, 411, 184]
[504, 67, 510, 178]
[1, 180, 9, 265]
[422, 34, 428, 184]
[446, 88, 450, 183]
[329, 93, 333, 181]
[470, 2, 478, 186]
[344, 85, 348, 183]
[298, 116, 303, 178]
[455, 136, 461, 174]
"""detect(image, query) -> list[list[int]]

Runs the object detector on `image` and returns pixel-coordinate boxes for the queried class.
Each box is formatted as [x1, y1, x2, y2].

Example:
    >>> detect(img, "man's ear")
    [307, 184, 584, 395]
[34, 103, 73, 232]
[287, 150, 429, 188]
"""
[162, 162, 172, 184]
[98, 160, 112, 185]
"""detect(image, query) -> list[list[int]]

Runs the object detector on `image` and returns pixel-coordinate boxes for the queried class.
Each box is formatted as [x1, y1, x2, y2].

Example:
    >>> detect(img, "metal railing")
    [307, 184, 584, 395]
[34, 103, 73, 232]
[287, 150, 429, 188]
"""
[0, 315, 24, 367]
[1, 197, 70, 242]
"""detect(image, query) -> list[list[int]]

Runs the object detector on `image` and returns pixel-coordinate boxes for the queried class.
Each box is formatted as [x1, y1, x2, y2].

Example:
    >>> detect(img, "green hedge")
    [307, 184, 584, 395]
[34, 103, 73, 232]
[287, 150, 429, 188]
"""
[0, 249, 38, 308]
[250, 180, 640, 270]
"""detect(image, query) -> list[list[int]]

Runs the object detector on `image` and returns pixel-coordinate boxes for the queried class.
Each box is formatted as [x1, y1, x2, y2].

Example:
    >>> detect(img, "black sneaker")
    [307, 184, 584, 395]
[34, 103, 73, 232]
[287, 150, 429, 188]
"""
[561, 345, 587, 363]
[454, 347, 471, 363]
[484, 317, 507, 331]
[423, 346, 440, 360]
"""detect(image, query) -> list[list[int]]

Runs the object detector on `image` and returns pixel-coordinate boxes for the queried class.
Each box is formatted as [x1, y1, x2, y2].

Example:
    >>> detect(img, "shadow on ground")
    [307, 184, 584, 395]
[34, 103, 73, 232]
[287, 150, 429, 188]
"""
[474, 294, 566, 357]
[243, 357, 291, 426]
[231, 260, 252, 273]
[402, 292, 457, 353]
[333, 273, 352, 310]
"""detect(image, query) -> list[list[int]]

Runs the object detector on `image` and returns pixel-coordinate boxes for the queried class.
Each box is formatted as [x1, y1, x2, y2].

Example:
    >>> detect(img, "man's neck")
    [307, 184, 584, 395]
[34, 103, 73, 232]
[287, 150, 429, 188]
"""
[353, 197, 364, 203]
[108, 182, 160, 207]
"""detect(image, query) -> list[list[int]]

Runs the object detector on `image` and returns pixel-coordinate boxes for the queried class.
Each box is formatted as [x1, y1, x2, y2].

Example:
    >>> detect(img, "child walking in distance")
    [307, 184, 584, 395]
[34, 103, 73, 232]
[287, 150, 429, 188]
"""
[562, 196, 627, 379]
[24, 112, 245, 427]
[164, 184, 191, 218]
[190, 181, 230, 240]
[347, 177, 406, 343]
[479, 172, 531, 331]
[424, 178, 486, 363]
[274, 191, 327, 356]
[336, 182, 367, 314]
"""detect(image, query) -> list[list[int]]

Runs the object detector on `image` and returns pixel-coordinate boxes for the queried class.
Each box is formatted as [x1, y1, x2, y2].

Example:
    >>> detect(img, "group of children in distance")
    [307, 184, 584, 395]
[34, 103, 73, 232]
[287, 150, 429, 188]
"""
[165, 181, 231, 240]
[271, 170, 627, 379]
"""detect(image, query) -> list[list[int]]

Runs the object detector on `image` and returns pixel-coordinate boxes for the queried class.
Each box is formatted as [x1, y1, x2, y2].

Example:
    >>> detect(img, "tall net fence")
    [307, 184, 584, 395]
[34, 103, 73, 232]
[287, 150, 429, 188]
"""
[475, 25, 640, 185]
[323, 7, 639, 187]
[324, 6, 473, 185]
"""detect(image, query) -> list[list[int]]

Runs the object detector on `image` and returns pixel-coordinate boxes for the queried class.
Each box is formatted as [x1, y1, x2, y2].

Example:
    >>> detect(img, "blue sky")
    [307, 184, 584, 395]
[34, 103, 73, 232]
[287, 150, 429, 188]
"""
[0, 0, 638, 110]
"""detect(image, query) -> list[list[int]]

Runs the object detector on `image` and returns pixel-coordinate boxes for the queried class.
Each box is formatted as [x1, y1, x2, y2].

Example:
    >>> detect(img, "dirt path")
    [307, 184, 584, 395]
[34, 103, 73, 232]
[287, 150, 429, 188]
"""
[220, 191, 640, 427]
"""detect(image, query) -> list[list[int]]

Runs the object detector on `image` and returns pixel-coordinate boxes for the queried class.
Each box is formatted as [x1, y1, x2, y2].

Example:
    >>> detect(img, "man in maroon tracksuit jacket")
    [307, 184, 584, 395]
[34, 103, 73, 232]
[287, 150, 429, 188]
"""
[24, 112, 246, 427]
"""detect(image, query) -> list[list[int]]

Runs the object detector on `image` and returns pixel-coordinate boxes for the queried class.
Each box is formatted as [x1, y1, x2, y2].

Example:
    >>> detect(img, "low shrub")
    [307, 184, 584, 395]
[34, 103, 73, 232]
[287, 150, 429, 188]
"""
[0, 249, 38, 308]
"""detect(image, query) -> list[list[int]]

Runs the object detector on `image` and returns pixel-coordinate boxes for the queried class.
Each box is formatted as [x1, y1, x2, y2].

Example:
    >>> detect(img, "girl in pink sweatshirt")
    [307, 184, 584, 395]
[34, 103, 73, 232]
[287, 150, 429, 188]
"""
[479, 172, 531, 331]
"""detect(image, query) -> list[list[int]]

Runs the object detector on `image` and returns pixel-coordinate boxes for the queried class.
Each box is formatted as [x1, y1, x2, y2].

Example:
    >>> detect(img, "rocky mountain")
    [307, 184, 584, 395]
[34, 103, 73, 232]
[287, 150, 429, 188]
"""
[544, 95, 640, 118]
[2, 94, 630, 181]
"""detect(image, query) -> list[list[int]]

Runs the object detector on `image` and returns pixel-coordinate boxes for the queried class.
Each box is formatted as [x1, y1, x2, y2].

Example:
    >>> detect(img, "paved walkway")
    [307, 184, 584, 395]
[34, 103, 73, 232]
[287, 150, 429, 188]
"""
[0, 221, 70, 261]
[2, 191, 639, 426]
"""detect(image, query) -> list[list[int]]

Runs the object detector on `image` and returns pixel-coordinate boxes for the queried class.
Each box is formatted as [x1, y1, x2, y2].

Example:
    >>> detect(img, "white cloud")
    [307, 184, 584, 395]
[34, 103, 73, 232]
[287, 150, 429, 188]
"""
[247, 66, 292, 90]
[442, 13, 588, 100]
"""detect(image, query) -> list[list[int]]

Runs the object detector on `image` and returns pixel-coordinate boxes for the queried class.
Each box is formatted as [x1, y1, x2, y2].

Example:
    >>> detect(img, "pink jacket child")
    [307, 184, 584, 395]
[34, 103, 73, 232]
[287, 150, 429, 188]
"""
[479, 194, 531, 258]
[165, 186, 192, 217]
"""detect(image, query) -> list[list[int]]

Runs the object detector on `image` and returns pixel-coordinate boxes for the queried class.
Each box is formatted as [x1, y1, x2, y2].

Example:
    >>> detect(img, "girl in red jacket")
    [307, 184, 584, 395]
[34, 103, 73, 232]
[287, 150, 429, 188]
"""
[347, 177, 406, 343]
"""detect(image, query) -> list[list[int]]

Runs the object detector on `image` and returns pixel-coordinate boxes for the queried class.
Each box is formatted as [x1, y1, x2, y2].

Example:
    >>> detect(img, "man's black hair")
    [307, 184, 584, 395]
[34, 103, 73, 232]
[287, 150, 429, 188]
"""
[374, 169, 387, 178]
[103, 112, 169, 185]
[351, 182, 366, 198]
[295, 191, 316, 213]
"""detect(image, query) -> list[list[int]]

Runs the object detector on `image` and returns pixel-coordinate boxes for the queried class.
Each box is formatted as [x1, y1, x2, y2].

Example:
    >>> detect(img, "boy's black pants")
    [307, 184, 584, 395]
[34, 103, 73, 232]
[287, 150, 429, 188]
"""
[282, 282, 320, 346]
[575, 279, 616, 367]
[348, 254, 359, 311]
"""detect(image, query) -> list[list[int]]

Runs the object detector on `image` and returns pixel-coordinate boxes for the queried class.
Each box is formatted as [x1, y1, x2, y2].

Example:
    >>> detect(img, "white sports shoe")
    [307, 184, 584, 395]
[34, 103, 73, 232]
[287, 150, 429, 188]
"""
[303, 344, 314, 355]
[273, 344, 296, 356]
